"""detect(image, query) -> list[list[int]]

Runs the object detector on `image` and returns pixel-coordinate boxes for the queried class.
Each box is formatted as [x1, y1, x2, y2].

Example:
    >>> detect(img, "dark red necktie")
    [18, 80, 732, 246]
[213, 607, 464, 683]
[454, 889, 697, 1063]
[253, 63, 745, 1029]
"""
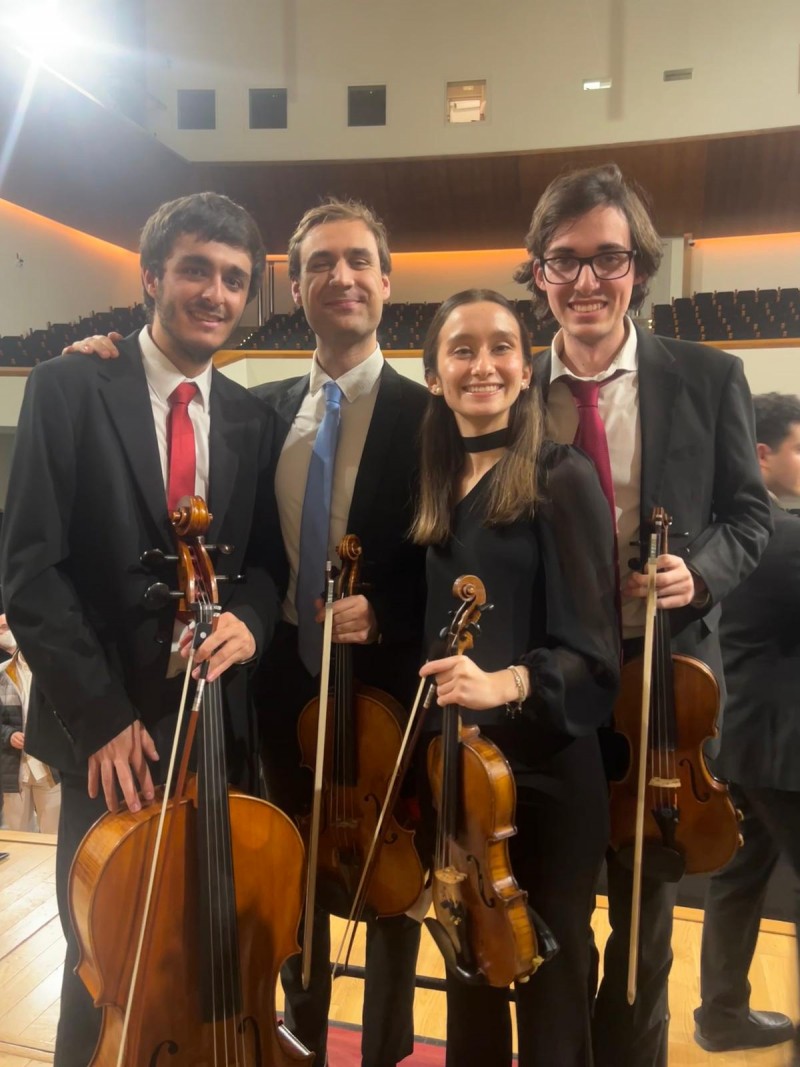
[564, 377, 618, 525]
[167, 382, 199, 511]
[565, 374, 624, 631]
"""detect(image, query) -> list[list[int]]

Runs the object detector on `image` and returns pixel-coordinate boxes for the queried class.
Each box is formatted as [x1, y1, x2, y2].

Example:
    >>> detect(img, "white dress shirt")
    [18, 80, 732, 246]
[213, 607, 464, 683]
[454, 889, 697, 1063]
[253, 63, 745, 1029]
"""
[138, 325, 212, 500]
[138, 326, 213, 668]
[5, 652, 51, 785]
[546, 316, 645, 637]
[276, 346, 384, 625]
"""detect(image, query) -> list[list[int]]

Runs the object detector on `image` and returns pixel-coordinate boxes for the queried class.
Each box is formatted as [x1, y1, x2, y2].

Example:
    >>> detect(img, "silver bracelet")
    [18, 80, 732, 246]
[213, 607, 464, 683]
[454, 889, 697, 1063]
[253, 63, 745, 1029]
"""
[506, 665, 526, 718]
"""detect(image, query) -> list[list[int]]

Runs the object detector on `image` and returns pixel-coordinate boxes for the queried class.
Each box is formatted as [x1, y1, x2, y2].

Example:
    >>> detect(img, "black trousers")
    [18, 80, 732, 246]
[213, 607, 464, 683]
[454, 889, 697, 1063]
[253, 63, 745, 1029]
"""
[592, 850, 678, 1067]
[54, 771, 110, 1067]
[697, 782, 800, 1031]
[257, 621, 422, 1067]
[442, 734, 609, 1067]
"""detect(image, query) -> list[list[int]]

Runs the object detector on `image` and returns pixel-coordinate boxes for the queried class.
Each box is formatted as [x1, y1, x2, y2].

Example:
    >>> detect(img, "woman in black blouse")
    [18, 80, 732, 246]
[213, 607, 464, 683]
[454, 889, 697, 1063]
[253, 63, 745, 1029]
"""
[413, 289, 619, 1067]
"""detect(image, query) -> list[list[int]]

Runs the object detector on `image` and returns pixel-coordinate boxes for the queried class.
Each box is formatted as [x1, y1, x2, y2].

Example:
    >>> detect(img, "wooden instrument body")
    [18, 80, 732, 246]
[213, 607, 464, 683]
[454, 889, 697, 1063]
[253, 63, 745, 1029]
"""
[427, 723, 540, 988]
[609, 653, 741, 875]
[70, 782, 311, 1066]
[298, 682, 424, 919]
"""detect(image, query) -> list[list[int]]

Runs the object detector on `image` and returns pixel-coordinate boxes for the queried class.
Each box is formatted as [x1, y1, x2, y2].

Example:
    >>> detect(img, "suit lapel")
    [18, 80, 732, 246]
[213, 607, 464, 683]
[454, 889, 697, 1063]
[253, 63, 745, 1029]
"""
[347, 364, 403, 536]
[98, 338, 170, 547]
[635, 326, 682, 517]
[272, 375, 310, 451]
[207, 369, 243, 542]
[533, 349, 552, 402]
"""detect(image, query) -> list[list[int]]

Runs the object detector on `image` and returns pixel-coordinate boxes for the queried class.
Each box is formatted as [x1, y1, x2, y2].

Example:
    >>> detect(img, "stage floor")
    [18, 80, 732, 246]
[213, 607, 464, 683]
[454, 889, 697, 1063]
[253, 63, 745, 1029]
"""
[1, 829, 797, 1066]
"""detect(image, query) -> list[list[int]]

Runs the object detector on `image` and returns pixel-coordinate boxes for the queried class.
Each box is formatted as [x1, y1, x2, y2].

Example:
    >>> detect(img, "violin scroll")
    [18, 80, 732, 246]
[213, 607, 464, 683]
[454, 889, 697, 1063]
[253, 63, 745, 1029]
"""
[442, 574, 491, 656]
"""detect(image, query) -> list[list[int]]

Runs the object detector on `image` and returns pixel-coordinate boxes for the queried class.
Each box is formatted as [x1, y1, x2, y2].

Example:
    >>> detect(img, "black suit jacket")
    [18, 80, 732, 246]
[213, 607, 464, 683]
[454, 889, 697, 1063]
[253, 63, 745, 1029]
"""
[0, 334, 283, 777]
[252, 361, 428, 706]
[713, 500, 800, 789]
[534, 326, 772, 740]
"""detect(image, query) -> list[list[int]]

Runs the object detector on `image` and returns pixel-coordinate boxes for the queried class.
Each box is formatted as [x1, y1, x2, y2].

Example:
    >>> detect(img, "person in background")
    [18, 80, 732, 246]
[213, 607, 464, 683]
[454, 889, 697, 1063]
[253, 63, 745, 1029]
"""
[0, 613, 61, 832]
[694, 392, 800, 1055]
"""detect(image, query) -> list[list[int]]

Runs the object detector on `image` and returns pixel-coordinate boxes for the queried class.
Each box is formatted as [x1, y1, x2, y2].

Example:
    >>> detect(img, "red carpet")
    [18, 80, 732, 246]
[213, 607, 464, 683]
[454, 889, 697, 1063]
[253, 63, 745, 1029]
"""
[327, 1025, 445, 1066]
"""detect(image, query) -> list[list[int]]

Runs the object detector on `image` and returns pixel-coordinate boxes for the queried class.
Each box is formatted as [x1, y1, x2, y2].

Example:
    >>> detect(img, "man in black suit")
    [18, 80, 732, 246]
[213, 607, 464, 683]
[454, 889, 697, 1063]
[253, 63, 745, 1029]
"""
[694, 392, 800, 1054]
[0, 192, 283, 1067]
[252, 199, 427, 1067]
[515, 164, 772, 1067]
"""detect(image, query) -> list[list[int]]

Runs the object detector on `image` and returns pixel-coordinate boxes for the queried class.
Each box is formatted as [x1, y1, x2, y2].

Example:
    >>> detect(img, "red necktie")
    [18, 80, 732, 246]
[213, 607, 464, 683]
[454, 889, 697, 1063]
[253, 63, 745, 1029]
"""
[565, 375, 624, 631]
[564, 377, 617, 525]
[167, 382, 199, 511]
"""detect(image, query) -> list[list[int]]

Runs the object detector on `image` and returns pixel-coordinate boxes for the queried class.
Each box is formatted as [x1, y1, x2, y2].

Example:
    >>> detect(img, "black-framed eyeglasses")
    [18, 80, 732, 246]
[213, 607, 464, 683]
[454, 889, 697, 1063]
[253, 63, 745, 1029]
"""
[539, 250, 637, 284]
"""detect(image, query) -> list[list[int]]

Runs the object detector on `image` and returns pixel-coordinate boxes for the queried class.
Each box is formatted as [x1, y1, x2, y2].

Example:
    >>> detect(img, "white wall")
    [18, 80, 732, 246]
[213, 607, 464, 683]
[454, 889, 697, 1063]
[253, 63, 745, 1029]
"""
[688, 233, 800, 295]
[143, 0, 800, 163]
[0, 199, 141, 337]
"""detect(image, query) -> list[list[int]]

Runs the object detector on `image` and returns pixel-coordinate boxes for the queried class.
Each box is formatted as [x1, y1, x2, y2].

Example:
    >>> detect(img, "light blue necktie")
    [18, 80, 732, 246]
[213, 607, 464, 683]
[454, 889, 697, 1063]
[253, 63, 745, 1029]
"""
[297, 380, 343, 675]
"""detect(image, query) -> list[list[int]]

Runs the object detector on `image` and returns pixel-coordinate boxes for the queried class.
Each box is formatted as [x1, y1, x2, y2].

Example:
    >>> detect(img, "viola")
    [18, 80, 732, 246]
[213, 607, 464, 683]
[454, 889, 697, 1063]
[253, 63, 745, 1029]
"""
[608, 506, 742, 1001]
[69, 496, 311, 1066]
[297, 534, 424, 927]
[425, 575, 557, 988]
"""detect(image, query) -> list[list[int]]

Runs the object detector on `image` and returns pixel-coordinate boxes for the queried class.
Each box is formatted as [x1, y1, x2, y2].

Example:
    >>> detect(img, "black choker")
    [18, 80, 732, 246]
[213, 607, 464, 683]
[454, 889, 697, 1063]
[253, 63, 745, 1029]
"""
[461, 427, 511, 453]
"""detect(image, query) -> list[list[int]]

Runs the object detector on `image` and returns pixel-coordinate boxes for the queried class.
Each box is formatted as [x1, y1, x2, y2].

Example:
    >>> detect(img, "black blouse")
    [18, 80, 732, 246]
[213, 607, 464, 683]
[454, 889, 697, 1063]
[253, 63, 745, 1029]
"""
[424, 443, 620, 777]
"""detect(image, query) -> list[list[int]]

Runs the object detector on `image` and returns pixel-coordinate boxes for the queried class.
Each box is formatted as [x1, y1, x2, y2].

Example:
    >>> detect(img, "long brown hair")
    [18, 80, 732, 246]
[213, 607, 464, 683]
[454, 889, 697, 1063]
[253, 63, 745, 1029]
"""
[411, 289, 543, 546]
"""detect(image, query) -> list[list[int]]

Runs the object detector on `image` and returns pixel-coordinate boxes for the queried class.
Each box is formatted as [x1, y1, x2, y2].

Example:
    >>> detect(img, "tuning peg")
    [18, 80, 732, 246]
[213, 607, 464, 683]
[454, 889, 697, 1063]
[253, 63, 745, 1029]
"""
[140, 549, 179, 569]
[206, 543, 234, 556]
[143, 582, 183, 609]
[215, 573, 245, 584]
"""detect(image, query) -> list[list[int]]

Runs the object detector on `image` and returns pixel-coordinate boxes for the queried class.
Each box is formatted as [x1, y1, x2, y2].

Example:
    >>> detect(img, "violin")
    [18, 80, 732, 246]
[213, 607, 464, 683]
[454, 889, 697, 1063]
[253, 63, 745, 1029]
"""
[608, 506, 742, 1001]
[297, 534, 424, 933]
[426, 575, 557, 988]
[69, 496, 311, 1066]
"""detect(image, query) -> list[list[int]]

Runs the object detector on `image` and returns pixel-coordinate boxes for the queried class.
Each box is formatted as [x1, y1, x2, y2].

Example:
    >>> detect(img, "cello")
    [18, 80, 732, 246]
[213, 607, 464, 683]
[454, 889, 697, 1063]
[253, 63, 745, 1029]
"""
[297, 533, 424, 987]
[609, 506, 742, 1002]
[69, 496, 312, 1066]
[425, 575, 557, 988]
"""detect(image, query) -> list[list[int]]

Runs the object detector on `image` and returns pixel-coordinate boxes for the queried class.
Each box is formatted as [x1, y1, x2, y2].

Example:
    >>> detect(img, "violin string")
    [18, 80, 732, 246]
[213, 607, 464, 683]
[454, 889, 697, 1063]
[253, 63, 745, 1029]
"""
[197, 588, 238, 1066]
[333, 639, 342, 855]
[212, 663, 245, 1065]
[202, 590, 245, 1065]
[196, 595, 222, 1064]
[341, 642, 352, 855]
[114, 640, 197, 1067]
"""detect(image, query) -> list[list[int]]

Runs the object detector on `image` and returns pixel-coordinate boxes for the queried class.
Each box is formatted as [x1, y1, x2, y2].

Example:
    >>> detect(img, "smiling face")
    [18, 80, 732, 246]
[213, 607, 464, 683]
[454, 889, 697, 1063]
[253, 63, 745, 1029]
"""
[427, 300, 532, 436]
[533, 204, 641, 368]
[143, 233, 252, 376]
[291, 219, 390, 367]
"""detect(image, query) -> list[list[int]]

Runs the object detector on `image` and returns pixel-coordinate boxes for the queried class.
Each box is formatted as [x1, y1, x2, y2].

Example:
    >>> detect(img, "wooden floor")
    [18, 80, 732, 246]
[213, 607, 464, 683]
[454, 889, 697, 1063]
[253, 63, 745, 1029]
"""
[1, 829, 797, 1066]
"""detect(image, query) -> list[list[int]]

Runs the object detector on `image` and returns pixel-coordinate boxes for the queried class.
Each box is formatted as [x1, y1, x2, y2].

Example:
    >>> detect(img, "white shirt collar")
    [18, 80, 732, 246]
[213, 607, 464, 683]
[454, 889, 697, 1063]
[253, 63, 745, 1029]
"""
[138, 325, 213, 409]
[549, 315, 638, 383]
[308, 345, 384, 404]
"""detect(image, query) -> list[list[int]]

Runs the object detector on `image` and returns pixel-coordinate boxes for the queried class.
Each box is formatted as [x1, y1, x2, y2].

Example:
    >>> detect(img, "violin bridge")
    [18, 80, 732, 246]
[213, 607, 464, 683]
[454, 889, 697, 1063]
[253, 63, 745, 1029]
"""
[649, 776, 681, 789]
[438, 865, 468, 887]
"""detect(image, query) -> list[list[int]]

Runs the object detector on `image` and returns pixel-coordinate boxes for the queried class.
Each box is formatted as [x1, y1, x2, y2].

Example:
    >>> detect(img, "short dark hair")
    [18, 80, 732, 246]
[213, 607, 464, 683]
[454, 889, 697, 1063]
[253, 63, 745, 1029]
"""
[753, 392, 800, 450]
[139, 192, 265, 311]
[287, 198, 392, 280]
[514, 163, 664, 321]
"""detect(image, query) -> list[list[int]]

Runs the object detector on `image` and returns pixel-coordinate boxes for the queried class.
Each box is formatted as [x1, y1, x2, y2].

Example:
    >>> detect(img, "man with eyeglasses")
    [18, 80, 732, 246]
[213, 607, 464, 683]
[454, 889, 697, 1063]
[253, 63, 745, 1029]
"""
[516, 163, 771, 1067]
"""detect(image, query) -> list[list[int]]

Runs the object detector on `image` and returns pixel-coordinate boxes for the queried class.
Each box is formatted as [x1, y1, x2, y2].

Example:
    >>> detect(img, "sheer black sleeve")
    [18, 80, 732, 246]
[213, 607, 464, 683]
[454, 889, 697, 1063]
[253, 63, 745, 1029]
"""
[518, 443, 620, 737]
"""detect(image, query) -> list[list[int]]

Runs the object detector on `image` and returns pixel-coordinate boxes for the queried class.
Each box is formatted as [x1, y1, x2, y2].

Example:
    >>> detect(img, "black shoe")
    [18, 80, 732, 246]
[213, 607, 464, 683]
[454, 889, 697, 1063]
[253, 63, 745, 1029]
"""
[694, 1010, 795, 1052]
